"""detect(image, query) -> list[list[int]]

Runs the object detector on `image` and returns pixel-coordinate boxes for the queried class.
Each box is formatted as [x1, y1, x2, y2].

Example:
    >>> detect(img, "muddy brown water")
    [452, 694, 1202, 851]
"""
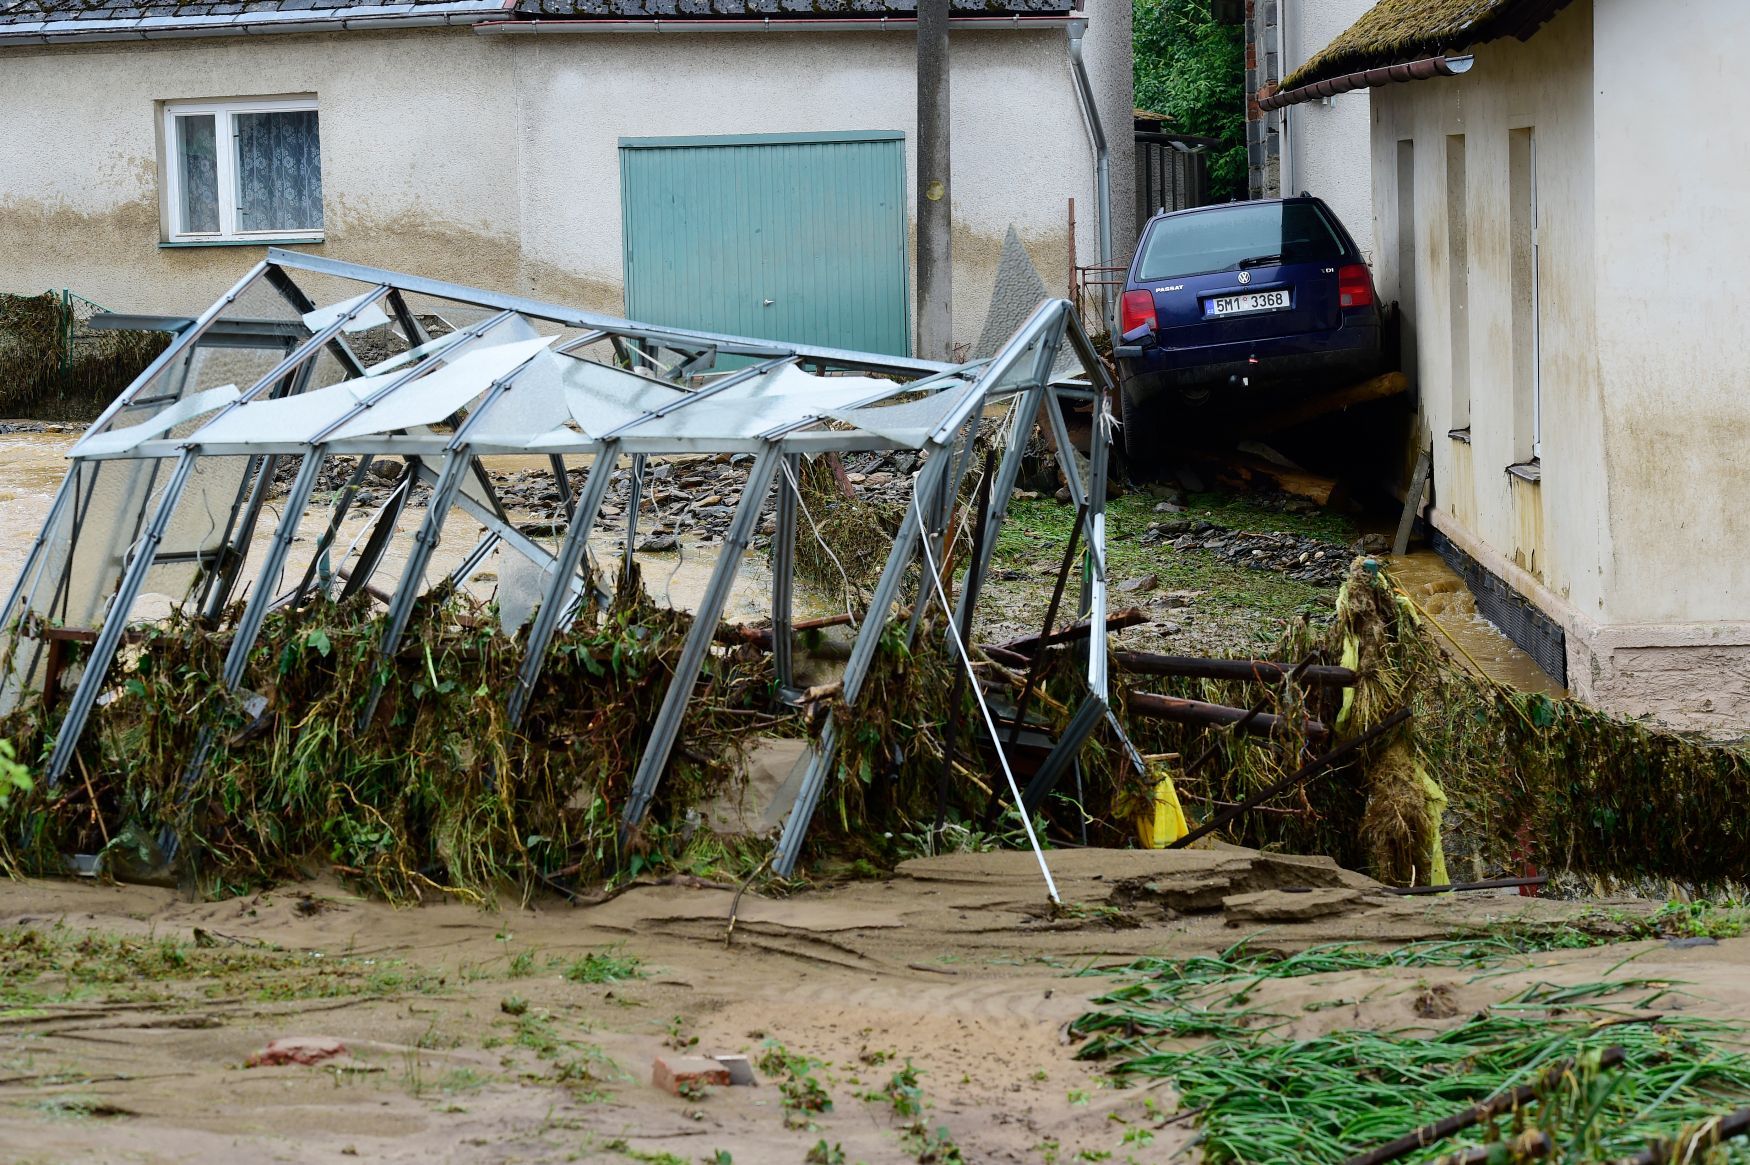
[0, 432, 816, 626]
[1388, 549, 1565, 697]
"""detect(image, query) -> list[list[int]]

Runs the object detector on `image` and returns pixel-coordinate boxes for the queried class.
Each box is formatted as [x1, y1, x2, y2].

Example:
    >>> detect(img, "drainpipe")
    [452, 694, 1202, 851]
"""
[1278, 0, 1293, 195]
[1066, 20, 1113, 335]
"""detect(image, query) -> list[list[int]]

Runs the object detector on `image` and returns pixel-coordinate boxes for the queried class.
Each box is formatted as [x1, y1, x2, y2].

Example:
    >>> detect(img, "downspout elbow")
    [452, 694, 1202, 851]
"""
[1067, 21, 1114, 335]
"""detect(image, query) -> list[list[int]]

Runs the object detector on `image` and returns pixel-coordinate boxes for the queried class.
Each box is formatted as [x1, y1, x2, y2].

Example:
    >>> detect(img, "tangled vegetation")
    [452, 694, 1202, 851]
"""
[1074, 938, 1750, 1163]
[1111, 558, 1750, 891]
[0, 577, 780, 902]
[0, 291, 168, 420]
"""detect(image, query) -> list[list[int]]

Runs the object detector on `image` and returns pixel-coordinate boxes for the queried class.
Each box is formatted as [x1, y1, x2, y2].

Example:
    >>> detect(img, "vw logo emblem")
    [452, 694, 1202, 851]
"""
[1237, 270, 1251, 285]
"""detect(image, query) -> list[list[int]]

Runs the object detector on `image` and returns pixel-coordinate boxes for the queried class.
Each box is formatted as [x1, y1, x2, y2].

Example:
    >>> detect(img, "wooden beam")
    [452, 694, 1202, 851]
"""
[1112, 651, 1356, 687]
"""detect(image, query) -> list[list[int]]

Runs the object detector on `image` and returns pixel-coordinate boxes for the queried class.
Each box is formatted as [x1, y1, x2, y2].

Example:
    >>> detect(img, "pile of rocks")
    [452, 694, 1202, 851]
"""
[1140, 518, 1351, 587]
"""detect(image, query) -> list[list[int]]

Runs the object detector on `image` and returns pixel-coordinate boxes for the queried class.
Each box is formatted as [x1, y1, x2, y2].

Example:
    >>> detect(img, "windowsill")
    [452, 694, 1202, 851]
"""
[159, 236, 324, 249]
[1506, 460, 1542, 483]
[1447, 427, 1472, 444]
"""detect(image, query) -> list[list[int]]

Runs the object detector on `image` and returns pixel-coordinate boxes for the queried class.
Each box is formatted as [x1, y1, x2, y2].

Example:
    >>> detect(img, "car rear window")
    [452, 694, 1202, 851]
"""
[1136, 202, 1346, 280]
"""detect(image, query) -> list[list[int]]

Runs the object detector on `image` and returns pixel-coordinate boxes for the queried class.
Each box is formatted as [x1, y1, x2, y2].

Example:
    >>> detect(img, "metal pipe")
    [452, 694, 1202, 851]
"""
[1261, 53, 1476, 111]
[1067, 20, 1114, 333]
[771, 453, 800, 691]
[1126, 691, 1328, 740]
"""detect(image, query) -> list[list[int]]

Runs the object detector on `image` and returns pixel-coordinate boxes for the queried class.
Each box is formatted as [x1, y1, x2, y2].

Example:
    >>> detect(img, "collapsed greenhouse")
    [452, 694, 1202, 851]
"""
[0, 251, 1120, 898]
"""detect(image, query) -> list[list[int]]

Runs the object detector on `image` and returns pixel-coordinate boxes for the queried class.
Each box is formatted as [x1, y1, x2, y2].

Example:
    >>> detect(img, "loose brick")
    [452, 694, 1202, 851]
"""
[652, 1054, 732, 1095]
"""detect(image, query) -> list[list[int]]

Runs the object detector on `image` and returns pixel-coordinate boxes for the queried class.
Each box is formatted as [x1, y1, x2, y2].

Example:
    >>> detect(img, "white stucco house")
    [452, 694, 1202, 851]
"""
[0, 0, 1133, 357]
[1265, 0, 1750, 732]
[1242, 0, 1375, 255]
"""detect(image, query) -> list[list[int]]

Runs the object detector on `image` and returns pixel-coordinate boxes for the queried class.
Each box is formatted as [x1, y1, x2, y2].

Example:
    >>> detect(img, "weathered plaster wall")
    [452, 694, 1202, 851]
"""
[1282, 0, 1374, 257]
[0, 17, 1130, 353]
[1372, 0, 1603, 616]
[0, 31, 523, 315]
[1591, 0, 1750, 628]
[513, 24, 1126, 347]
[1372, 0, 1750, 730]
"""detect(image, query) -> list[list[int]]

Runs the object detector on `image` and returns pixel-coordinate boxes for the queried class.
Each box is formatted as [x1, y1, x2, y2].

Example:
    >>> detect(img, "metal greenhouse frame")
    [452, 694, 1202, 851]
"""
[0, 251, 1114, 883]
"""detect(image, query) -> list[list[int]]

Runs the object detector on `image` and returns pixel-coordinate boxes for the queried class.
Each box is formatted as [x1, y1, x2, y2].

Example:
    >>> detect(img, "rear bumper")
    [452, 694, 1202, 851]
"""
[1119, 324, 1381, 403]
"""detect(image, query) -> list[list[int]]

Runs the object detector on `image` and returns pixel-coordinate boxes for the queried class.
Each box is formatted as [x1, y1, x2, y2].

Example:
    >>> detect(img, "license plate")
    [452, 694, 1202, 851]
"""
[1209, 289, 1290, 316]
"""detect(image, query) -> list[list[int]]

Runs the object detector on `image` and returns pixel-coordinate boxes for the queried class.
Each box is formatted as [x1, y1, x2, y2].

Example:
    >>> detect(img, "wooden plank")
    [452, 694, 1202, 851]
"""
[1394, 444, 1433, 556]
[1249, 370, 1410, 436]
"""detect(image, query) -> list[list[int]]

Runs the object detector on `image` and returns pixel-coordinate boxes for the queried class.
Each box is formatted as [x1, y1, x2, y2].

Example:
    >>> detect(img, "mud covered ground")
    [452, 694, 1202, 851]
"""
[3, 848, 1737, 1164]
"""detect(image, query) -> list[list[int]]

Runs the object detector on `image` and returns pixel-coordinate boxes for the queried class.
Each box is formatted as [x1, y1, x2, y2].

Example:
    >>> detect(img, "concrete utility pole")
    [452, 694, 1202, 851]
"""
[916, 0, 952, 360]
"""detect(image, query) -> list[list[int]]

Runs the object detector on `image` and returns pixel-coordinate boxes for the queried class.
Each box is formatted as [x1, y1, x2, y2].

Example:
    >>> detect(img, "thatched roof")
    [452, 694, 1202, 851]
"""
[1282, 0, 1573, 91]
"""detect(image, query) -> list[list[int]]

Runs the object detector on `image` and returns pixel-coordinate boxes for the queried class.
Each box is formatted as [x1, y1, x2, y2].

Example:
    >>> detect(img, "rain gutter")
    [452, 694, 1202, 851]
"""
[472, 15, 1080, 35]
[1065, 18, 1112, 334]
[0, 1, 505, 46]
[1259, 53, 1474, 111]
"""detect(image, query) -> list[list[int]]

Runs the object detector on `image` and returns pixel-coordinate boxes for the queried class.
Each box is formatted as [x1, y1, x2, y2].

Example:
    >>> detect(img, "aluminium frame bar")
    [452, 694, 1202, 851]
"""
[772, 446, 954, 875]
[267, 249, 955, 379]
[44, 451, 200, 786]
[619, 445, 782, 833]
[506, 439, 623, 727]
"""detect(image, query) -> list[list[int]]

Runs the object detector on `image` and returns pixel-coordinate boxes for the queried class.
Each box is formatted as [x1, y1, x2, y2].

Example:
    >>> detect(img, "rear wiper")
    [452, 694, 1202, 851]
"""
[1236, 253, 1283, 270]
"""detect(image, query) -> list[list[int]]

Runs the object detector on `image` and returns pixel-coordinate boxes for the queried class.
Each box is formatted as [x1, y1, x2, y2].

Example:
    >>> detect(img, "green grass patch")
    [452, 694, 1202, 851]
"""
[0, 923, 444, 1008]
[1073, 938, 1750, 1163]
[990, 493, 1345, 625]
[562, 946, 645, 985]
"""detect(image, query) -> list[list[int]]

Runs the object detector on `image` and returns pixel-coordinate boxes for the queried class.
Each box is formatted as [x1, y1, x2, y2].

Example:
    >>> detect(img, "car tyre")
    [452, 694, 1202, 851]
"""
[1118, 378, 1158, 472]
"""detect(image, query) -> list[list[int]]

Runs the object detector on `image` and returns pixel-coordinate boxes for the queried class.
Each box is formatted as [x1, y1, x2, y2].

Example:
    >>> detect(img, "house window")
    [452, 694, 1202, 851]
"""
[1509, 127, 1540, 464]
[162, 98, 322, 242]
[1445, 134, 1470, 434]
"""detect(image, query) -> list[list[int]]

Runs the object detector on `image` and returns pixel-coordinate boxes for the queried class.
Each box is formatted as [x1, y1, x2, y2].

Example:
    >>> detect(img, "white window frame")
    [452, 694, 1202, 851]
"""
[162, 96, 323, 243]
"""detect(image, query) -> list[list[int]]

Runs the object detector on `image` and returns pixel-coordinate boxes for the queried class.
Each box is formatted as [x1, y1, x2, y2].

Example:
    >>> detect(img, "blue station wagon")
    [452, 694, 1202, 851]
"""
[1113, 196, 1385, 455]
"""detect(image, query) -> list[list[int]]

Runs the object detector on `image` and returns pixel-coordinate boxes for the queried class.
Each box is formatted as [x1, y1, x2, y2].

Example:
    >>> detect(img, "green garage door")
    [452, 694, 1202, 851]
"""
[620, 130, 910, 357]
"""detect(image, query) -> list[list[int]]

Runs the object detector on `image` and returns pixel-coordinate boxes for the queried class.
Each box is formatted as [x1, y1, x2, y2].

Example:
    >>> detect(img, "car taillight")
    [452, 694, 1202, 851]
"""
[1338, 263, 1375, 308]
[1120, 289, 1157, 335]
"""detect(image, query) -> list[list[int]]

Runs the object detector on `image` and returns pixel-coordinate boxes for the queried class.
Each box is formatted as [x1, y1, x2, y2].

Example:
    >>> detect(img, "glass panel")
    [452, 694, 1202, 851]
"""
[1136, 201, 1346, 280]
[175, 114, 220, 234]
[234, 109, 323, 233]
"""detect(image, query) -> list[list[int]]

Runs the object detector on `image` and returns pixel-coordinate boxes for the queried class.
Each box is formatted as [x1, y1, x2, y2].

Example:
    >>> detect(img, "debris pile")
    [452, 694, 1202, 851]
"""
[1141, 518, 1351, 586]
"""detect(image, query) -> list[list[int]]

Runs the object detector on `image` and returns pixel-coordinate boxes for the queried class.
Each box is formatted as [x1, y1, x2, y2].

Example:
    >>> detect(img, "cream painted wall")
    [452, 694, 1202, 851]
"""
[1370, 1, 1607, 622]
[1281, 0, 1373, 257]
[1591, 0, 1750, 627]
[0, 31, 523, 315]
[0, 16, 1131, 353]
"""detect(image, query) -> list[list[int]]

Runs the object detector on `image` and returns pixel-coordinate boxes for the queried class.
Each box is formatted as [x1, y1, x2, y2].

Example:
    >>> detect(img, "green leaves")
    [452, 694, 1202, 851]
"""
[1134, 0, 1247, 201]
[305, 628, 332, 658]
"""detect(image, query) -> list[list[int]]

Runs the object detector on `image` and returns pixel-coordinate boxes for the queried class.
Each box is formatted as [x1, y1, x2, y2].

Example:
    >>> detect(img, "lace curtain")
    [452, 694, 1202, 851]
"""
[236, 110, 323, 233]
[176, 115, 221, 234]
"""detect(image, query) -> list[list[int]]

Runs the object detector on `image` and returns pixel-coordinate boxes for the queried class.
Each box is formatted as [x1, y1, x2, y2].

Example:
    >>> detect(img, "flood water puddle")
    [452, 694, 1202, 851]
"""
[1387, 549, 1566, 697]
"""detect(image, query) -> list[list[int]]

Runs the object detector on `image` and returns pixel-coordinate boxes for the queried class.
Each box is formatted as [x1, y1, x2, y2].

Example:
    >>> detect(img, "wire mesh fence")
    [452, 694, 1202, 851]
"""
[0, 289, 168, 420]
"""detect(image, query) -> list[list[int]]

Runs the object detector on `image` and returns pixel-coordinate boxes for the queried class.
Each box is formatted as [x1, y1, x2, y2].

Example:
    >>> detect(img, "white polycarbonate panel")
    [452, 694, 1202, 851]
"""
[623, 366, 892, 440]
[364, 312, 542, 376]
[822, 389, 969, 448]
[72, 384, 241, 457]
[302, 291, 392, 335]
[558, 359, 688, 437]
[327, 337, 556, 442]
[463, 349, 572, 445]
[188, 371, 403, 446]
